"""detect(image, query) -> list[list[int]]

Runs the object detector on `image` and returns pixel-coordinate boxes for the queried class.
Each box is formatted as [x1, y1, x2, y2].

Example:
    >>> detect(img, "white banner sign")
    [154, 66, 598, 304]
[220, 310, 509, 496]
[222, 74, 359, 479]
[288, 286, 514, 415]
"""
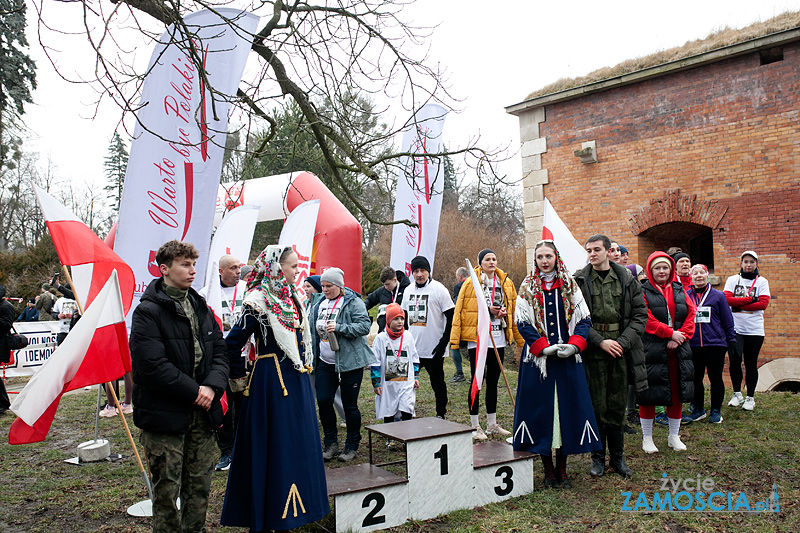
[114, 8, 259, 320]
[279, 199, 321, 301]
[390, 103, 448, 277]
[205, 204, 261, 287]
[2, 322, 61, 377]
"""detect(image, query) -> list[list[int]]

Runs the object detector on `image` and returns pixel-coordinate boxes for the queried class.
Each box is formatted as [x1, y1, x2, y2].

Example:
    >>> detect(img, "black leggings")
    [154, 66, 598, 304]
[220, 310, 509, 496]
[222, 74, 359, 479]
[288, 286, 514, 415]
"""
[383, 412, 413, 424]
[467, 347, 504, 415]
[692, 345, 727, 410]
[729, 334, 764, 397]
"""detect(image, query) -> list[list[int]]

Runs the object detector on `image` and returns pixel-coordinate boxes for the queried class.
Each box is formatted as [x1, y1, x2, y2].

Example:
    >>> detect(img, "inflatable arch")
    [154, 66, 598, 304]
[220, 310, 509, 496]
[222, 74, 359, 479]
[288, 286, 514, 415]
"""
[105, 172, 363, 291]
[216, 171, 363, 291]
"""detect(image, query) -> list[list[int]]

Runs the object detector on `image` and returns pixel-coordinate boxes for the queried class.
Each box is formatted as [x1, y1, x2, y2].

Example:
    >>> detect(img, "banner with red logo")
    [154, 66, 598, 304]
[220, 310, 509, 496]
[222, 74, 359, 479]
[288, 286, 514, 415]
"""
[390, 104, 448, 277]
[114, 8, 259, 320]
[279, 200, 321, 301]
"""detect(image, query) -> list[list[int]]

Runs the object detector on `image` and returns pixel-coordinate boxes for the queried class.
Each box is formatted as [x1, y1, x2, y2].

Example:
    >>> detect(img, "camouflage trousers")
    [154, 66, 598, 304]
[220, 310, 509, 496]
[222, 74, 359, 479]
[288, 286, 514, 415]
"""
[140, 408, 216, 533]
[584, 354, 628, 428]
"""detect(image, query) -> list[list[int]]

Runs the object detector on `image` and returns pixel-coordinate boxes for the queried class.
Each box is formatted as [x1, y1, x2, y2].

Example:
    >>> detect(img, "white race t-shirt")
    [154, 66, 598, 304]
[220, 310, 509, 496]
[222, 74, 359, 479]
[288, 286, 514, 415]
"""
[467, 278, 507, 350]
[316, 296, 344, 365]
[372, 330, 420, 418]
[52, 297, 77, 333]
[200, 280, 246, 338]
[401, 279, 455, 359]
[724, 274, 770, 336]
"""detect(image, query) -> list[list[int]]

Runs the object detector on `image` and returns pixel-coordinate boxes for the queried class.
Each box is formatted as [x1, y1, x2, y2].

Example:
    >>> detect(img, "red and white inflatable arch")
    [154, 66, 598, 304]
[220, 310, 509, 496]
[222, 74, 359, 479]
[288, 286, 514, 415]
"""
[105, 171, 363, 291]
[216, 171, 363, 291]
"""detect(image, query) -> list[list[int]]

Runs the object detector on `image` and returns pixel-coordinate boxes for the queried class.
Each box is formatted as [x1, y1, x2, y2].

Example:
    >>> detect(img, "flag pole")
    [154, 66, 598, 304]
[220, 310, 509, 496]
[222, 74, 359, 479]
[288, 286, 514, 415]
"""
[489, 333, 515, 409]
[59, 265, 154, 502]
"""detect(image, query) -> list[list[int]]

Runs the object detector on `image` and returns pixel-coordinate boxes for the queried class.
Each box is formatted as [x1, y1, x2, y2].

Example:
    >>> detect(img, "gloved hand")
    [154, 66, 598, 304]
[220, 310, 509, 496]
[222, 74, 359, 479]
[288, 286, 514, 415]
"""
[541, 344, 559, 357]
[751, 295, 759, 303]
[556, 344, 579, 358]
[728, 341, 741, 360]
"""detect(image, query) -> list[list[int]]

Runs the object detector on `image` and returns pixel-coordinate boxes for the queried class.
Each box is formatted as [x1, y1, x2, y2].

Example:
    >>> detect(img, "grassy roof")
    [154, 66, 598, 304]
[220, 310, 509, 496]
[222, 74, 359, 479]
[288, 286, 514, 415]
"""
[525, 10, 800, 101]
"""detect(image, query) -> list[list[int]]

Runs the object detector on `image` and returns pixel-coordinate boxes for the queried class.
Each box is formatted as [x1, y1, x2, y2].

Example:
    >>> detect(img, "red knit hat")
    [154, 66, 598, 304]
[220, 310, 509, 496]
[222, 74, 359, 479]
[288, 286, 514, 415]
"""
[385, 303, 404, 327]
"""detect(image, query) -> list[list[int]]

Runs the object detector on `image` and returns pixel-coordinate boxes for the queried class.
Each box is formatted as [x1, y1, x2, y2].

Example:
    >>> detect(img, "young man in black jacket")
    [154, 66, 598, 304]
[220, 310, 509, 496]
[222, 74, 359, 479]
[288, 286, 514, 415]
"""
[363, 267, 410, 331]
[130, 240, 228, 532]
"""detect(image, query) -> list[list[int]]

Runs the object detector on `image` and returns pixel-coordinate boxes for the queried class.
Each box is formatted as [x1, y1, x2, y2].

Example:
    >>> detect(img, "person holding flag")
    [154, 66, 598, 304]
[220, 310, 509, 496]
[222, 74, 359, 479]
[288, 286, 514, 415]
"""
[221, 245, 330, 531]
[450, 249, 523, 440]
[512, 240, 600, 489]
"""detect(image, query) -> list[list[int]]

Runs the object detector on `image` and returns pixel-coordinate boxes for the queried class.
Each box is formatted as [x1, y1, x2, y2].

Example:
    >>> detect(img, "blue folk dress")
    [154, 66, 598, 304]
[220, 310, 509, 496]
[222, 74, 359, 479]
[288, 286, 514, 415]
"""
[221, 309, 330, 531]
[512, 284, 602, 456]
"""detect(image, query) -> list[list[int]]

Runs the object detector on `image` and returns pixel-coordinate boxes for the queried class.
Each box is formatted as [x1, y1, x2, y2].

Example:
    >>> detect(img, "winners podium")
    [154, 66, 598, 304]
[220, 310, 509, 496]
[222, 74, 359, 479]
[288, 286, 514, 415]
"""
[326, 417, 535, 533]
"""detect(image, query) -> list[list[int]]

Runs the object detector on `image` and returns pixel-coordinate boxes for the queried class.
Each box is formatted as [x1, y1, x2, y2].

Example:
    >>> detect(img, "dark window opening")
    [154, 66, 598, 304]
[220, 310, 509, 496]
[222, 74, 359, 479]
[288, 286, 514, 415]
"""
[637, 221, 715, 273]
[760, 47, 784, 66]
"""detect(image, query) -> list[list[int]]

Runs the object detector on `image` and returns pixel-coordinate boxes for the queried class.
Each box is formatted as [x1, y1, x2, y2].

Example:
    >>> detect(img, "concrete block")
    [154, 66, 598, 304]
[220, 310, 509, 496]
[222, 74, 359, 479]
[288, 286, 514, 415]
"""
[78, 439, 110, 462]
[521, 154, 542, 173]
[521, 138, 547, 157]
[523, 169, 549, 187]
[523, 201, 544, 220]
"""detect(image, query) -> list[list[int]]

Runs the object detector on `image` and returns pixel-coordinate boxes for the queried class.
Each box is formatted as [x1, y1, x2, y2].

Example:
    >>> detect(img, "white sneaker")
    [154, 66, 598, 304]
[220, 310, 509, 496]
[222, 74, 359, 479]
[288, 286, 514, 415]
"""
[728, 392, 743, 407]
[472, 425, 488, 441]
[98, 405, 117, 418]
[486, 423, 512, 437]
[742, 396, 755, 411]
[668, 435, 687, 451]
[642, 436, 659, 454]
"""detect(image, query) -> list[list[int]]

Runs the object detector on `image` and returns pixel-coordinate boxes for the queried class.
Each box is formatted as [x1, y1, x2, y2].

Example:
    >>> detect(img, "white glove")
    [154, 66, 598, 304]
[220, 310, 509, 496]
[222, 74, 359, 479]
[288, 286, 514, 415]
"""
[557, 344, 579, 358]
[541, 344, 559, 356]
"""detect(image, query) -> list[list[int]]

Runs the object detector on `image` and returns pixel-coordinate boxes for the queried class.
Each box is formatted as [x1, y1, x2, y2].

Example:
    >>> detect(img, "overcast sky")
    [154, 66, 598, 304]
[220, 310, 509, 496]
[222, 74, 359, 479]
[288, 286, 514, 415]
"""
[22, 0, 799, 195]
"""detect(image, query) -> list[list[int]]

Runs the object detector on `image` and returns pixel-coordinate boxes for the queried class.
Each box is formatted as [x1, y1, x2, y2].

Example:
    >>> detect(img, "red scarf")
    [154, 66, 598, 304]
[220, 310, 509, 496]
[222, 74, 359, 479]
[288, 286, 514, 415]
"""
[386, 325, 404, 340]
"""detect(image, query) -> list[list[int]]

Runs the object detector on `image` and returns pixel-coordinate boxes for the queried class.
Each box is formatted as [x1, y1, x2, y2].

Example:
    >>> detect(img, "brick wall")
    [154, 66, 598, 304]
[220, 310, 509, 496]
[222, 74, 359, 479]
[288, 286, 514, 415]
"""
[528, 42, 800, 362]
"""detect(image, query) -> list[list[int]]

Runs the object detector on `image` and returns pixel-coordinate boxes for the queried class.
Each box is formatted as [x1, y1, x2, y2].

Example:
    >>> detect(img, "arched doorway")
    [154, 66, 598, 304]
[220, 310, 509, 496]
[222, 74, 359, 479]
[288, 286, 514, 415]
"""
[638, 222, 715, 272]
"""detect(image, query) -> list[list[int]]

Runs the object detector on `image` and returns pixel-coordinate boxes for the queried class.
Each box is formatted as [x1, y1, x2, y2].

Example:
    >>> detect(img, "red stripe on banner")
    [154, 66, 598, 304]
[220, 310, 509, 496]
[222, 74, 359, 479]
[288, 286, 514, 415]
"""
[416, 204, 423, 254]
[198, 44, 210, 162]
[181, 162, 194, 240]
[469, 331, 481, 408]
[45, 220, 135, 314]
[542, 226, 554, 240]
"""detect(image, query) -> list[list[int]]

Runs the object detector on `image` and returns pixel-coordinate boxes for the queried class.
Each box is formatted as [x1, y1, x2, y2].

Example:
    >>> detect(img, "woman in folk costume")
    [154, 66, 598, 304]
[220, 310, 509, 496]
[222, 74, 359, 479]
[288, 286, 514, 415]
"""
[512, 240, 601, 489]
[221, 245, 330, 531]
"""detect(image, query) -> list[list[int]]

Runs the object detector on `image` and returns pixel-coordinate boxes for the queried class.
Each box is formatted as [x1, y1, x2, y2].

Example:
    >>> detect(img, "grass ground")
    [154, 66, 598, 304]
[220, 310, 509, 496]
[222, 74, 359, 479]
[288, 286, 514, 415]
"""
[0, 357, 797, 533]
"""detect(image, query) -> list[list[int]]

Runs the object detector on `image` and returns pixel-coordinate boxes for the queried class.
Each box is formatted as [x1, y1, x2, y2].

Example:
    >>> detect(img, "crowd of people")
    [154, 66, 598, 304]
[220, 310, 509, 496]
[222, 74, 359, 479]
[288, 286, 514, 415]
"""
[0, 235, 770, 531]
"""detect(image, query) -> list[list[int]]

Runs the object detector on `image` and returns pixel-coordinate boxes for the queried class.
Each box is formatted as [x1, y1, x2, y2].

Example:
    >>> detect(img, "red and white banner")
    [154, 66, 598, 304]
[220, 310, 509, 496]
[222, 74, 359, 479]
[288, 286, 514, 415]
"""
[204, 204, 260, 288]
[390, 104, 448, 277]
[34, 185, 135, 315]
[205, 260, 224, 331]
[279, 199, 321, 300]
[9, 271, 131, 444]
[543, 198, 588, 274]
[466, 259, 491, 407]
[114, 8, 259, 320]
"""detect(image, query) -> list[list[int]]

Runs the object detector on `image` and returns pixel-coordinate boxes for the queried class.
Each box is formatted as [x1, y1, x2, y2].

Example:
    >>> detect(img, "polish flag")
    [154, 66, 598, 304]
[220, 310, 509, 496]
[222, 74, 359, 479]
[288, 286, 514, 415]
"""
[9, 271, 132, 444]
[33, 185, 135, 314]
[542, 198, 588, 274]
[467, 258, 492, 408]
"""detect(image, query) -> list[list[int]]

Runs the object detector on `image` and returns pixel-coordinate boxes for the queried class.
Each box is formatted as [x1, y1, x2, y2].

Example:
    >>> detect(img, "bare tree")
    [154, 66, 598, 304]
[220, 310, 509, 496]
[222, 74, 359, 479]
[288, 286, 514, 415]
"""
[31, 0, 507, 226]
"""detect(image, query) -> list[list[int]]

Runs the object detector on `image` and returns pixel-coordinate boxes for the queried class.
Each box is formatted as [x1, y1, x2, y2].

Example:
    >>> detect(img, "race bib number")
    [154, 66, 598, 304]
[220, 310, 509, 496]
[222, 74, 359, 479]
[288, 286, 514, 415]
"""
[695, 306, 711, 323]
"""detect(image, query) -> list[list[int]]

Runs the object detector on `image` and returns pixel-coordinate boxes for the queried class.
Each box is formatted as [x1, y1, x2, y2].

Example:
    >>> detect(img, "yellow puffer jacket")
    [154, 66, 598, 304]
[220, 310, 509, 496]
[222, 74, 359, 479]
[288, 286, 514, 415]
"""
[450, 267, 524, 349]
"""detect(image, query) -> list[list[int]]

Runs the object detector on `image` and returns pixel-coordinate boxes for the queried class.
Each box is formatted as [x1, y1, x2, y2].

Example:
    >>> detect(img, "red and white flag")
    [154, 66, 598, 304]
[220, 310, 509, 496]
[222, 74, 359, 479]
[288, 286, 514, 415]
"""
[9, 271, 132, 444]
[543, 198, 588, 274]
[33, 185, 135, 315]
[205, 260, 224, 331]
[467, 259, 492, 408]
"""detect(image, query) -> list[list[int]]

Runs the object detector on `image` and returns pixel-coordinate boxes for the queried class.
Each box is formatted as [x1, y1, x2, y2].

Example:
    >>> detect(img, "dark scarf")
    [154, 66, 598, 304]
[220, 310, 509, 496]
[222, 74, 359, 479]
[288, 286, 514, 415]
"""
[739, 267, 759, 280]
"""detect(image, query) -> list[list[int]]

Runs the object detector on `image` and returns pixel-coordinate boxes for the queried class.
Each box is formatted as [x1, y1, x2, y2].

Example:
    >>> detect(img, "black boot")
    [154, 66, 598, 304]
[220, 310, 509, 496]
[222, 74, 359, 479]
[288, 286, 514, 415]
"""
[608, 425, 633, 478]
[555, 448, 571, 489]
[540, 454, 558, 488]
[590, 426, 606, 477]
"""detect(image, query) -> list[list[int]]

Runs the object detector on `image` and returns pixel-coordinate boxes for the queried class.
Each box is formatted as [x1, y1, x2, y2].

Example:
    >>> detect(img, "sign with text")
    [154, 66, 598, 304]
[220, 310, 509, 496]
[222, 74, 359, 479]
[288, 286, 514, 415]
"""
[2, 322, 62, 377]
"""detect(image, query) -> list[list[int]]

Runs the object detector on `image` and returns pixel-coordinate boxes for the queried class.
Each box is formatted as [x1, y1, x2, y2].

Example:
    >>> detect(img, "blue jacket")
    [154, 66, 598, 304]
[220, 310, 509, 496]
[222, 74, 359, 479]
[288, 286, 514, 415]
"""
[686, 286, 737, 348]
[311, 287, 373, 373]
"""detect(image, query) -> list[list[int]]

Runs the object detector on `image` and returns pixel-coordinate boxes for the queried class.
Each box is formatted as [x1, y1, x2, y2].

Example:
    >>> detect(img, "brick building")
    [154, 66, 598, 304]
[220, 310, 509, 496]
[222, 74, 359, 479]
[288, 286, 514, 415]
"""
[506, 16, 800, 386]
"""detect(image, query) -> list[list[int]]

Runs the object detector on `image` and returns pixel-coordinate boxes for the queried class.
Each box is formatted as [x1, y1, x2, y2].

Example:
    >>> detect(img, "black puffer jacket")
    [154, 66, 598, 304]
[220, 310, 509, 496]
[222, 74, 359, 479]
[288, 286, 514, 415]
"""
[363, 270, 411, 331]
[636, 281, 694, 406]
[130, 278, 229, 433]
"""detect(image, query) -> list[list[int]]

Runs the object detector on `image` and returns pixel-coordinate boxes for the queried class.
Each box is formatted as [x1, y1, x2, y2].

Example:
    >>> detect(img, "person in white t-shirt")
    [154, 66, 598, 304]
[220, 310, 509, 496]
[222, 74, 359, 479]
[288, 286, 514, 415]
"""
[723, 250, 770, 412]
[52, 296, 77, 346]
[371, 303, 420, 438]
[401, 255, 454, 419]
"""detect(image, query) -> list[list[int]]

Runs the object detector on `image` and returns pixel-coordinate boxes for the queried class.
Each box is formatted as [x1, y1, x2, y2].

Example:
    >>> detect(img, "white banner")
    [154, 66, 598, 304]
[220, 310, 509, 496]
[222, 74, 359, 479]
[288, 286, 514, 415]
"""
[3, 322, 61, 377]
[204, 204, 260, 287]
[114, 9, 259, 320]
[390, 104, 448, 277]
[279, 200, 321, 301]
[543, 198, 588, 274]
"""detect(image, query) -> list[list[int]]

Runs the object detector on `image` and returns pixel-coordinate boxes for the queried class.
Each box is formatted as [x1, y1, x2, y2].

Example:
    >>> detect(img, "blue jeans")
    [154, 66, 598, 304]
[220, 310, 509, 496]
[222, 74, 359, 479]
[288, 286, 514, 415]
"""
[450, 347, 464, 375]
[316, 361, 363, 451]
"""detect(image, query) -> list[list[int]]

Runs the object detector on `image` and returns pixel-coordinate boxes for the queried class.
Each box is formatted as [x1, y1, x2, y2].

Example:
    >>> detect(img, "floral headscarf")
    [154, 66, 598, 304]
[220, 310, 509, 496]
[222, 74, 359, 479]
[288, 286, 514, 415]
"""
[518, 241, 578, 338]
[246, 245, 299, 330]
